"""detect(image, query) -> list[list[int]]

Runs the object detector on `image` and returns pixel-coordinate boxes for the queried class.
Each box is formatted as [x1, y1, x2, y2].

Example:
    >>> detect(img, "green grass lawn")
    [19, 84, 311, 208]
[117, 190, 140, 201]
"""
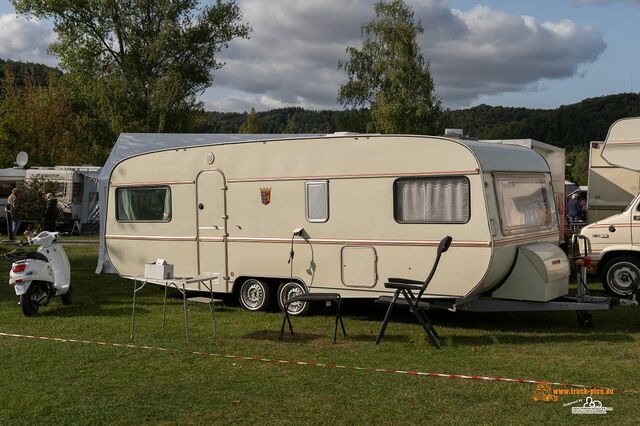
[0, 245, 638, 425]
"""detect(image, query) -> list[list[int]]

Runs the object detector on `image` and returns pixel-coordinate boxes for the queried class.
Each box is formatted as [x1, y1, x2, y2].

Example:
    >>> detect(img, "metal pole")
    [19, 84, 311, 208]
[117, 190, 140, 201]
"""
[131, 279, 137, 339]
[161, 281, 169, 331]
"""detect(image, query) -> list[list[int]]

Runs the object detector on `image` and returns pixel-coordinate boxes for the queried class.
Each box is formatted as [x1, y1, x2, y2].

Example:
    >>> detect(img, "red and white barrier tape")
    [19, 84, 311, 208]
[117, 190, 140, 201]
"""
[0, 331, 620, 391]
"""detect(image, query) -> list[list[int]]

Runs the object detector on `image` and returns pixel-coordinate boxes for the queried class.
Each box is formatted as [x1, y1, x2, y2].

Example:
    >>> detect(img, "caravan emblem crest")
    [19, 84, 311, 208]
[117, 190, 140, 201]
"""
[260, 187, 271, 205]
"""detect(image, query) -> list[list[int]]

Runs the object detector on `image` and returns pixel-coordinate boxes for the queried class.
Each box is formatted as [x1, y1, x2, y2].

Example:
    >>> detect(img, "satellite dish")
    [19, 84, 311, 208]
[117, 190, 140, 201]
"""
[15, 151, 28, 168]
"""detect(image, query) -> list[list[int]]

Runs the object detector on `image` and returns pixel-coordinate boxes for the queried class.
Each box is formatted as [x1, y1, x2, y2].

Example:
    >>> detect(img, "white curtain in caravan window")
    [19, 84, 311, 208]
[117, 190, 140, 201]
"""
[396, 178, 469, 223]
[162, 191, 171, 221]
[117, 189, 138, 220]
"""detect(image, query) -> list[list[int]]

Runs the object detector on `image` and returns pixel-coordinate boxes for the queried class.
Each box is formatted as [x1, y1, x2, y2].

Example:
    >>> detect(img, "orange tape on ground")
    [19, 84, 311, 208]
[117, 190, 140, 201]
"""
[0, 331, 624, 392]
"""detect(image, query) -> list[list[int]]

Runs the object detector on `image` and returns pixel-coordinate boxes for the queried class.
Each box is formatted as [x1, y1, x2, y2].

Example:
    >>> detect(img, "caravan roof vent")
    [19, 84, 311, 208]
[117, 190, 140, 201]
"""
[445, 128, 464, 137]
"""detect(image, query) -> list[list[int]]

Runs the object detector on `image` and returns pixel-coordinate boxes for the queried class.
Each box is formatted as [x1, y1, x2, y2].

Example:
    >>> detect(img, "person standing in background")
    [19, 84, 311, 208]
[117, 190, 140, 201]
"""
[6, 188, 22, 237]
[578, 196, 587, 221]
[567, 193, 583, 222]
[42, 192, 58, 232]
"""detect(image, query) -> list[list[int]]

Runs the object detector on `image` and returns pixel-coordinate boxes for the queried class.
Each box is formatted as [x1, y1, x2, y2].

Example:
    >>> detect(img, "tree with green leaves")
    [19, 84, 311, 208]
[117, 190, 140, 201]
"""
[283, 116, 299, 133]
[12, 0, 251, 133]
[0, 70, 112, 167]
[238, 108, 262, 133]
[566, 147, 590, 185]
[18, 175, 61, 230]
[338, 0, 443, 135]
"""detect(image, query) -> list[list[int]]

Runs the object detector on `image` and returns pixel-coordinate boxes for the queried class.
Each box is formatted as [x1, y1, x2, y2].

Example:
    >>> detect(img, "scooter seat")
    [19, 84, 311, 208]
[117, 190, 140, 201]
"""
[12, 252, 49, 263]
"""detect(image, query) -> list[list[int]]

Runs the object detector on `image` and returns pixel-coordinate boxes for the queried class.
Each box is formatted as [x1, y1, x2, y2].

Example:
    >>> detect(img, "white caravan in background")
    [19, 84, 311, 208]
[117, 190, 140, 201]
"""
[587, 139, 640, 224]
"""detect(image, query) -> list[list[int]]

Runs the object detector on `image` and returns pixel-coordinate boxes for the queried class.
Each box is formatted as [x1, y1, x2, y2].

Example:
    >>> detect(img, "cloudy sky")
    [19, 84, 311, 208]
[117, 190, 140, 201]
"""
[0, 0, 638, 112]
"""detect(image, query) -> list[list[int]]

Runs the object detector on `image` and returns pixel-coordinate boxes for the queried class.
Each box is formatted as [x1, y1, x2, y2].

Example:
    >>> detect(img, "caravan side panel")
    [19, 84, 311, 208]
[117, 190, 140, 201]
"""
[105, 136, 494, 298]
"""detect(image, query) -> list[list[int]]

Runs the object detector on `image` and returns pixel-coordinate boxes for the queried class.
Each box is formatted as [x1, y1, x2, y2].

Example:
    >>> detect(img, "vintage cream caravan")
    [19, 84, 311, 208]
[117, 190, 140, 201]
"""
[580, 118, 640, 297]
[97, 133, 570, 314]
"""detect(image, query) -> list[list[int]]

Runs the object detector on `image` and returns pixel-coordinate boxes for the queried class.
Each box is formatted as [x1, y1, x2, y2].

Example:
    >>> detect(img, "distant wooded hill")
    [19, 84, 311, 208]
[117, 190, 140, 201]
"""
[199, 93, 640, 149]
[0, 58, 61, 88]
[2, 57, 639, 150]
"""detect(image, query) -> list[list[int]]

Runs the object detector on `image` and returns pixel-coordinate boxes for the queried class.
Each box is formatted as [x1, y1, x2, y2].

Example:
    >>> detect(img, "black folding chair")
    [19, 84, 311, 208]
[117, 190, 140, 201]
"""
[375, 236, 453, 348]
[279, 291, 347, 343]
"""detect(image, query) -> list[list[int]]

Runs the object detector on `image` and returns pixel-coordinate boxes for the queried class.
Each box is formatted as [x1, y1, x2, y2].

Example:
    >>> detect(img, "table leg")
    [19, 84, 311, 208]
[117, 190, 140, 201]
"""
[182, 283, 189, 341]
[209, 279, 216, 338]
[333, 298, 341, 344]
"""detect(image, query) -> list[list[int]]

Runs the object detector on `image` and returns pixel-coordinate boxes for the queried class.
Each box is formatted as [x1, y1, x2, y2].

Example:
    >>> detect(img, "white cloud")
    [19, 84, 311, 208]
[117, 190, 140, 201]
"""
[209, 0, 606, 110]
[429, 5, 606, 104]
[0, 13, 57, 65]
[0, 2, 609, 111]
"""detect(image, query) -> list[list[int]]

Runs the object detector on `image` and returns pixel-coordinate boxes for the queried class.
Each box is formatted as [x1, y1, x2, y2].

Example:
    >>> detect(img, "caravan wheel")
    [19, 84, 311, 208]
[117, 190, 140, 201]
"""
[277, 282, 311, 316]
[239, 279, 271, 311]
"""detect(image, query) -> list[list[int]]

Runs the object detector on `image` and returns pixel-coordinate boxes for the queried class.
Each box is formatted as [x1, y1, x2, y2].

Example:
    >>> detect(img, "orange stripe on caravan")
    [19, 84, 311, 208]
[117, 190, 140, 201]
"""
[589, 223, 637, 228]
[106, 235, 197, 241]
[603, 140, 640, 146]
[227, 169, 480, 183]
[198, 236, 491, 248]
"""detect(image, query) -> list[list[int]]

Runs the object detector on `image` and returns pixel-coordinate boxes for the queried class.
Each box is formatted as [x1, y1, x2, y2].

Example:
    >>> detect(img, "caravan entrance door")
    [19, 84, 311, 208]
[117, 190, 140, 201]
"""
[196, 170, 229, 291]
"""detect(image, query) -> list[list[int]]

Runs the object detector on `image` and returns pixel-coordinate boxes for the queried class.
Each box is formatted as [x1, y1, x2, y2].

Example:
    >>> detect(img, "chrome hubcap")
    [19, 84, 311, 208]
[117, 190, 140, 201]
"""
[281, 283, 306, 314]
[242, 280, 265, 309]
[607, 262, 639, 295]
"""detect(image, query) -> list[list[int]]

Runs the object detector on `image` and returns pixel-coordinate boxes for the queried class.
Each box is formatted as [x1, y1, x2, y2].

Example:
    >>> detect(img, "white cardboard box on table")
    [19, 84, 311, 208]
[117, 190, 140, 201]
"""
[144, 259, 174, 280]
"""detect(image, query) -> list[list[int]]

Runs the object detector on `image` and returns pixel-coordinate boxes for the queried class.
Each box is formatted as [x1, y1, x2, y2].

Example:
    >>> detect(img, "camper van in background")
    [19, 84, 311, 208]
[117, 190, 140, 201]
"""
[587, 140, 640, 223]
[98, 133, 570, 314]
[580, 118, 640, 297]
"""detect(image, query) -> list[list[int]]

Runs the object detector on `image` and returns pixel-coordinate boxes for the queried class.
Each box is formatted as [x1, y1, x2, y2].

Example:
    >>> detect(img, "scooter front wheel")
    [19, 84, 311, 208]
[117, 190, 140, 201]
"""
[20, 282, 46, 317]
[61, 285, 72, 305]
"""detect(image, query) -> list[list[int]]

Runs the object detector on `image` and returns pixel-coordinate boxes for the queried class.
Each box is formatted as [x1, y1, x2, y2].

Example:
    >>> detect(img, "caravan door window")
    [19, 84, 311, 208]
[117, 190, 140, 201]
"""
[494, 174, 556, 235]
[116, 186, 171, 222]
[394, 177, 470, 224]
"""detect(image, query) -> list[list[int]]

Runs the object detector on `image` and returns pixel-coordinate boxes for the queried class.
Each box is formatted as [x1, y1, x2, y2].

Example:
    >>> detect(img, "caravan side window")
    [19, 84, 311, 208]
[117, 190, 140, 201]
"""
[394, 177, 470, 224]
[305, 180, 329, 223]
[116, 186, 172, 222]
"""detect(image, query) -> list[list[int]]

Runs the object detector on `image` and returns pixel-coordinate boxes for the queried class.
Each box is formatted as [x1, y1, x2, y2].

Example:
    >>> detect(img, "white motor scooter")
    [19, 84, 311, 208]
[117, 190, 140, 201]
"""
[7, 231, 71, 316]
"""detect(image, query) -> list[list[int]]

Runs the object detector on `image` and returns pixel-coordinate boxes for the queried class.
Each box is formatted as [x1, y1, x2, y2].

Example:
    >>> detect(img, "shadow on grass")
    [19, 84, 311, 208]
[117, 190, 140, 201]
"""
[335, 300, 640, 335]
[39, 304, 149, 318]
[245, 329, 330, 343]
[344, 333, 411, 343]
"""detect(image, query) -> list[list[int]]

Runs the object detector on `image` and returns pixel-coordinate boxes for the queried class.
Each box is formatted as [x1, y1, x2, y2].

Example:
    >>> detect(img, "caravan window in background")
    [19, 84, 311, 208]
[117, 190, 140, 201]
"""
[0, 182, 17, 197]
[116, 186, 171, 222]
[494, 174, 556, 235]
[305, 180, 329, 223]
[394, 177, 470, 224]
